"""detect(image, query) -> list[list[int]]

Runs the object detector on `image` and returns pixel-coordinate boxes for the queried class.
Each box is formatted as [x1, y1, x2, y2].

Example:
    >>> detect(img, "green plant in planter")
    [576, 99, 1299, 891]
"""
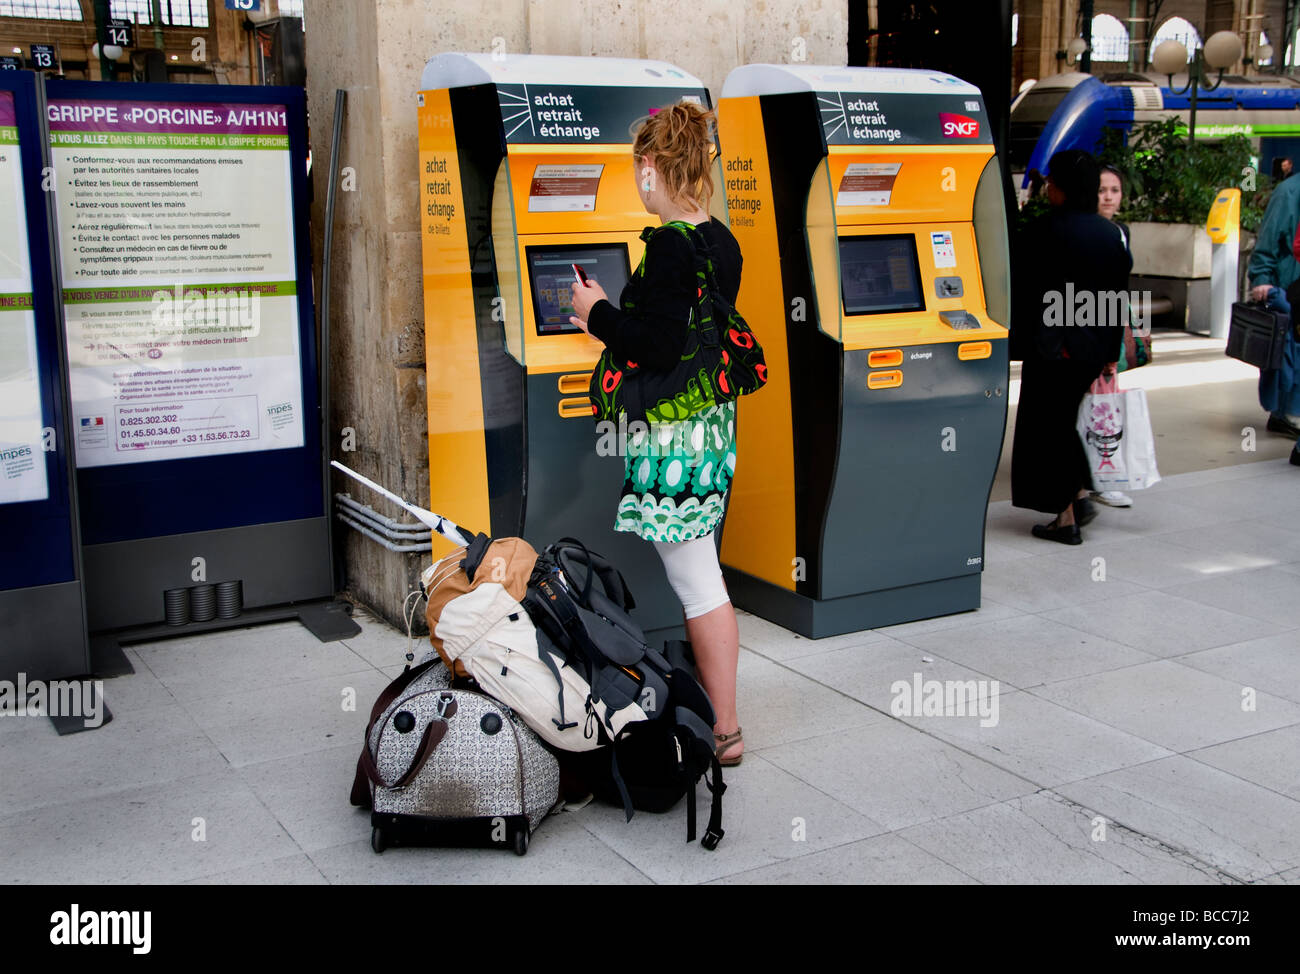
[1095, 119, 1264, 231]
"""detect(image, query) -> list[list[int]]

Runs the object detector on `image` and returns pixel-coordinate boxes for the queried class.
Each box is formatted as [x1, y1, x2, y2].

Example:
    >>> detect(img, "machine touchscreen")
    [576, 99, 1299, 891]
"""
[839, 234, 926, 316]
[526, 244, 631, 335]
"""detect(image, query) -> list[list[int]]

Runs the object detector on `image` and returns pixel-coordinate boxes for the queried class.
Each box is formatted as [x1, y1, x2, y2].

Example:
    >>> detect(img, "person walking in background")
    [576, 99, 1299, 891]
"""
[1011, 150, 1132, 544]
[1090, 163, 1135, 509]
[1247, 163, 1300, 439]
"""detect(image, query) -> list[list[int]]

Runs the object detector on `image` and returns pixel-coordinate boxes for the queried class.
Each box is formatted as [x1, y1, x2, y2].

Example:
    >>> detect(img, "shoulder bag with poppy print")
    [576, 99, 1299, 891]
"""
[589, 221, 768, 424]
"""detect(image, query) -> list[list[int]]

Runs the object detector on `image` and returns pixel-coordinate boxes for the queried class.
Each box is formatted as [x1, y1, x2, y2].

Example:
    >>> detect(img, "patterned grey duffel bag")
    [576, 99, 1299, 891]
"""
[350, 658, 560, 855]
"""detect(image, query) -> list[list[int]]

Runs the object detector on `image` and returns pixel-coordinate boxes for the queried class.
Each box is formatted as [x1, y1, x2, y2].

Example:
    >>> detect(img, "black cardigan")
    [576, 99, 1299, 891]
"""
[587, 217, 742, 371]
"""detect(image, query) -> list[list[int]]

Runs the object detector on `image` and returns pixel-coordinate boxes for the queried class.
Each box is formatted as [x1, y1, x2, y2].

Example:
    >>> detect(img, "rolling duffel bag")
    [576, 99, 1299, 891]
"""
[350, 658, 560, 856]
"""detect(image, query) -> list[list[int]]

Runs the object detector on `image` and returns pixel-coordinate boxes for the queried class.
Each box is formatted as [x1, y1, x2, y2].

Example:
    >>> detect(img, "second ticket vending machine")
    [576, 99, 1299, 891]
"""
[717, 65, 1012, 637]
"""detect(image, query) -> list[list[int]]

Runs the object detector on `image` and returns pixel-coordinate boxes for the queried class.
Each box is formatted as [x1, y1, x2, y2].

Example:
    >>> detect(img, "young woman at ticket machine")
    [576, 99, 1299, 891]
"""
[567, 103, 747, 766]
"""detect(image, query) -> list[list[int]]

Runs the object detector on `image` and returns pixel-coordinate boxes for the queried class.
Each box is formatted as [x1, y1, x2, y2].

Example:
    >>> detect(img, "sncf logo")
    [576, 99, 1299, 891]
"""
[939, 113, 980, 138]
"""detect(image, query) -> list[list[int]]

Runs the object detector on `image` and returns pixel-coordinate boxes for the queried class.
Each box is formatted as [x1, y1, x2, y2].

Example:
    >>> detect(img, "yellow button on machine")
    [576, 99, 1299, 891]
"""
[958, 341, 992, 360]
[556, 372, 589, 395]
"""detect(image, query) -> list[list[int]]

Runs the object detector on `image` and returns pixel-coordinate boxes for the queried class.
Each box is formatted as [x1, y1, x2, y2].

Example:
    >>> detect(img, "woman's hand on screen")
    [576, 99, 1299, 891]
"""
[570, 280, 608, 323]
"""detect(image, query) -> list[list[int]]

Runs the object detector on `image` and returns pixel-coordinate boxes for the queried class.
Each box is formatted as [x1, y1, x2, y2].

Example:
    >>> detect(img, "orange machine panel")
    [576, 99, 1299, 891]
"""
[715, 95, 798, 592]
[419, 88, 491, 557]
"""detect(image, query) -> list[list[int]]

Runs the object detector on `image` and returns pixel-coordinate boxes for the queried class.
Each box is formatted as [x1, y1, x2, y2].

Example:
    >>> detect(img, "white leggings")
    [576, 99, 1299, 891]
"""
[652, 536, 731, 620]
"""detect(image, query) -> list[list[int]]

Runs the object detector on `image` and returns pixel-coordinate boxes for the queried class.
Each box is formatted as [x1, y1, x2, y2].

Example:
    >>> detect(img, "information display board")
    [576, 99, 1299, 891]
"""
[0, 89, 48, 506]
[49, 97, 305, 468]
[45, 81, 326, 632]
[0, 71, 88, 681]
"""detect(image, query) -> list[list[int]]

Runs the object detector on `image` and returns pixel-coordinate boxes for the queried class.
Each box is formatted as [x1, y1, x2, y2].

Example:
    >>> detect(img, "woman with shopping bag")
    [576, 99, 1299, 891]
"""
[1087, 163, 1152, 509]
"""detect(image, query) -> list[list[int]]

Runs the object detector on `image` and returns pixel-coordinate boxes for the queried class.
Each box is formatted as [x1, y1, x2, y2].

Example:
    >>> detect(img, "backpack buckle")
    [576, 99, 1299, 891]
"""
[700, 826, 724, 851]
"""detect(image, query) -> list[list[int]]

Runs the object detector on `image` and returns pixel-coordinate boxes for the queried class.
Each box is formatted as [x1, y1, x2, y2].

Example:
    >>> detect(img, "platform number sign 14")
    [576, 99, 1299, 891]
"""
[225, 0, 262, 10]
[103, 19, 134, 48]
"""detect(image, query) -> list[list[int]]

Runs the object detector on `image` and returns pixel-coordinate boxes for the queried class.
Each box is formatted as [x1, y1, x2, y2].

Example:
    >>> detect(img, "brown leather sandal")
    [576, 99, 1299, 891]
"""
[714, 727, 744, 767]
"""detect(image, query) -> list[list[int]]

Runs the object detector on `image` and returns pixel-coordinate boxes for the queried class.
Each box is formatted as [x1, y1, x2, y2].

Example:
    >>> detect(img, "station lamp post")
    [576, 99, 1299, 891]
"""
[1151, 31, 1245, 145]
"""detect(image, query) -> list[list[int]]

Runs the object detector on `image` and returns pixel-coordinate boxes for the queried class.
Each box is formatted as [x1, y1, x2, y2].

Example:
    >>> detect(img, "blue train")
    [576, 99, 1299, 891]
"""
[1010, 71, 1300, 190]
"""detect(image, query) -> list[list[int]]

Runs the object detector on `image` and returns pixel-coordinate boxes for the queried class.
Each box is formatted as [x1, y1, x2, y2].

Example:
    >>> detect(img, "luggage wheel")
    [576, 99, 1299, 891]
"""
[371, 826, 386, 854]
[513, 828, 529, 856]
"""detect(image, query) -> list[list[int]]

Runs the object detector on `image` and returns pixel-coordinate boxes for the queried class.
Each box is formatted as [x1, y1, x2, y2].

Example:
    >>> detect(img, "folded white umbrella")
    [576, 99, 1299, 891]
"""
[330, 460, 471, 546]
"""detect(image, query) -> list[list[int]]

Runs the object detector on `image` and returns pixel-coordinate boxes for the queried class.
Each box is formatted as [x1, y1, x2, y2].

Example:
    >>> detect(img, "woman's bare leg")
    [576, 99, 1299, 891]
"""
[686, 601, 742, 758]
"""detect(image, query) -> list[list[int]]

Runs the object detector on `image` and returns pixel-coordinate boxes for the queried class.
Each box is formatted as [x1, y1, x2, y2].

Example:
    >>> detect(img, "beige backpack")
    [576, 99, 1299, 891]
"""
[422, 537, 537, 678]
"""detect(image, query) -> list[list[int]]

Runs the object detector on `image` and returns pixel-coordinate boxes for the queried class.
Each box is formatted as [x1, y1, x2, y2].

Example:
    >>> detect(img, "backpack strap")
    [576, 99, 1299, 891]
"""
[552, 537, 637, 612]
[658, 221, 724, 350]
[534, 628, 579, 732]
[659, 221, 722, 292]
[459, 532, 493, 581]
[701, 754, 726, 850]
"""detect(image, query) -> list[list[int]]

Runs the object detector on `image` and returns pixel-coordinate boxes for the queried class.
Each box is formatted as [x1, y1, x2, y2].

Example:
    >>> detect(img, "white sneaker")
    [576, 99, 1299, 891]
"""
[1093, 490, 1133, 507]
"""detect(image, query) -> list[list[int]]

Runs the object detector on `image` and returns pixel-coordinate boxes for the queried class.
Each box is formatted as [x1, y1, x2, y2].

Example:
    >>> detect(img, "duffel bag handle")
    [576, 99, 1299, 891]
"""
[351, 664, 448, 806]
[360, 692, 458, 789]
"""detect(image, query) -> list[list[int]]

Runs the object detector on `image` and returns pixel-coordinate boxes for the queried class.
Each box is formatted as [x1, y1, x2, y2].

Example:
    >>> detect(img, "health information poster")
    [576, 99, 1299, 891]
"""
[0, 90, 49, 505]
[49, 99, 304, 468]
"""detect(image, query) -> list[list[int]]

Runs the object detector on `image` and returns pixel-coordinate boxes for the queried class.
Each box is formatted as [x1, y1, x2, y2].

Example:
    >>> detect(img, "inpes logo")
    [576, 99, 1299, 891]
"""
[939, 113, 980, 138]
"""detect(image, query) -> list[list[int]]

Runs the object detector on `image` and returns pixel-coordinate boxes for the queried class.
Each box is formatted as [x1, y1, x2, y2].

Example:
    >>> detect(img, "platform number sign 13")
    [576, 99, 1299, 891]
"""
[31, 44, 56, 69]
[225, 0, 262, 10]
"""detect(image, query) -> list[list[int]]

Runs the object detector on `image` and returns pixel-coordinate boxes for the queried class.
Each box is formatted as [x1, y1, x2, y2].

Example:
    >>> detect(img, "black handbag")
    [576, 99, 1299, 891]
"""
[590, 222, 766, 423]
[1227, 301, 1290, 370]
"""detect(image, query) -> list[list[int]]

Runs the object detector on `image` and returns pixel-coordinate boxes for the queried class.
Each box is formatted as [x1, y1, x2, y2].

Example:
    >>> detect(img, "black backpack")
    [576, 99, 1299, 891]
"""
[521, 538, 726, 850]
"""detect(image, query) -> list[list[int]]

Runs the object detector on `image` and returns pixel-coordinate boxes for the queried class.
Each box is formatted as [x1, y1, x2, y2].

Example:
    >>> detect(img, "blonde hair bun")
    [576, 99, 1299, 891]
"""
[633, 101, 716, 207]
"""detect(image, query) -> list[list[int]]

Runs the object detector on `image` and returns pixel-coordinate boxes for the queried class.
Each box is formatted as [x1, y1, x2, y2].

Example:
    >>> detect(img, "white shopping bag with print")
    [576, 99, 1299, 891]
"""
[1077, 388, 1161, 491]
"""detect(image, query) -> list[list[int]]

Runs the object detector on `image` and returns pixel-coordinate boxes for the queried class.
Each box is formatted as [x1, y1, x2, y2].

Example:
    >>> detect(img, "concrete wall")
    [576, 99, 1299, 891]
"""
[305, 0, 849, 627]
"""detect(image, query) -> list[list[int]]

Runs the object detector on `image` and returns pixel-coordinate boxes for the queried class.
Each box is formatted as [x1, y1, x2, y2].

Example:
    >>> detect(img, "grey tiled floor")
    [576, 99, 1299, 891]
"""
[3, 458, 1298, 884]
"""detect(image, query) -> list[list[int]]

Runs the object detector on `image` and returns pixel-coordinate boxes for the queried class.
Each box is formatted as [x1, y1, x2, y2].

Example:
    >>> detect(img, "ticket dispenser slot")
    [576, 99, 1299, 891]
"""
[716, 64, 1011, 637]
[419, 53, 724, 642]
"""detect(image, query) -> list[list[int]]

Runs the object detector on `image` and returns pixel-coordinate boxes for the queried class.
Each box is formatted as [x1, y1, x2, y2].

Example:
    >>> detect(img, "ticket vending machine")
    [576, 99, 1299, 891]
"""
[716, 65, 1011, 637]
[417, 54, 725, 638]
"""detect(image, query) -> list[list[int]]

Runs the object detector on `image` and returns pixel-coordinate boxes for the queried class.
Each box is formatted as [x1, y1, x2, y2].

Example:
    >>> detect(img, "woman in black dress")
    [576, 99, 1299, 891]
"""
[1011, 150, 1132, 543]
